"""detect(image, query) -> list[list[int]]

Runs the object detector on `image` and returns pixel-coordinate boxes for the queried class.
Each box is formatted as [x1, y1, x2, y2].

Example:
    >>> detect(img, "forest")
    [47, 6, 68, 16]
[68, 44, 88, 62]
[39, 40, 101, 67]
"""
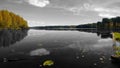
[76, 17, 120, 31]
[97, 17, 120, 30]
[0, 10, 28, 29]
[76, 23, 97, 28]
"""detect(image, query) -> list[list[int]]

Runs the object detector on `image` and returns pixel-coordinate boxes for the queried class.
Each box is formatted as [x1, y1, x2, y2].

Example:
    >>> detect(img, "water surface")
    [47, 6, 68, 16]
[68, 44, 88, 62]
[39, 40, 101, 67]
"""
[0, 29, 119, 68]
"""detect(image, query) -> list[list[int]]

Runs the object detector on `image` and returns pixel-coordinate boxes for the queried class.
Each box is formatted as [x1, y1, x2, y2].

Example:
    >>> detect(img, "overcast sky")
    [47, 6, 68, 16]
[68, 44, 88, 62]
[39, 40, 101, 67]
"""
[0, 0, 120, 26]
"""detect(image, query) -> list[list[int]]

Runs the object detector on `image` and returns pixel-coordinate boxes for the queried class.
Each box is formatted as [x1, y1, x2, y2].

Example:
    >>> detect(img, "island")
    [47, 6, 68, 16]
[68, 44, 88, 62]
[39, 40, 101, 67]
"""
[0, 10, 28, 29]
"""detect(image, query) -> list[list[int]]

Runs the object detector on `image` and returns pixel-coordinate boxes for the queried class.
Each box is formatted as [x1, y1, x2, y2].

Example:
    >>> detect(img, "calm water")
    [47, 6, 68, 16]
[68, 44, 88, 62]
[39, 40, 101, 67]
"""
[0, 29, 119, 68]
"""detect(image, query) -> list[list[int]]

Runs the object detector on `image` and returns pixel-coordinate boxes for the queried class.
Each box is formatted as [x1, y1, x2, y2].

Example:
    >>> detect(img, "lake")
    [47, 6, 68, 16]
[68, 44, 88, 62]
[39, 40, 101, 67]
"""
[0, 29, 119, 68]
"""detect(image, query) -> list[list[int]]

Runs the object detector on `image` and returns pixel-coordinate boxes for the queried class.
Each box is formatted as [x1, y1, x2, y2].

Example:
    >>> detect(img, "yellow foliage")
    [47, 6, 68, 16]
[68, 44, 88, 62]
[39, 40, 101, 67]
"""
[43, 60, 54, 66]
[0, 10, 28, 29]
[113, 32, 120, 41]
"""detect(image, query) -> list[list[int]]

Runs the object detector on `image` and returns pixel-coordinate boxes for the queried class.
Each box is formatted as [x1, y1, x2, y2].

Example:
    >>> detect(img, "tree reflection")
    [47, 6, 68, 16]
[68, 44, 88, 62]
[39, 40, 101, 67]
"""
[97, 32, 112, 39]
[0, 29, 28, 47]
[76, 29, 113, 39]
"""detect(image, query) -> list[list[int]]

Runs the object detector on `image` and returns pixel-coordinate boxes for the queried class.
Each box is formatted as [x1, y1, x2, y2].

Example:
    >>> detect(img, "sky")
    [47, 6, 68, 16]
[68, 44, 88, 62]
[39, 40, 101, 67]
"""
[0, 0, 120, 26]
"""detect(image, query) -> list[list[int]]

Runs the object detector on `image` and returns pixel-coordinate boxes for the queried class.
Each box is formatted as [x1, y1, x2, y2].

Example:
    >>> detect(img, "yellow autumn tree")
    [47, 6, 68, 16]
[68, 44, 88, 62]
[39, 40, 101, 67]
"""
[0, 10, 28, 29]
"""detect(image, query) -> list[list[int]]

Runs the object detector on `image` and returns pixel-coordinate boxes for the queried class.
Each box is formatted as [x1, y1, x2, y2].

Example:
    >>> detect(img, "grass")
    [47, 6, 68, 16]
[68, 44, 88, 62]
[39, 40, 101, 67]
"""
[113, 32, 120, 41]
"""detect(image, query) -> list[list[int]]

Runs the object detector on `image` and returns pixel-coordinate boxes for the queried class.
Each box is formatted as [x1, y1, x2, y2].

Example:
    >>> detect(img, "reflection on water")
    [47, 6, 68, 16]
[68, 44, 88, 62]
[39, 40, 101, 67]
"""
[97, 32, 112, 39]
[0, 29, 120, 68]
[0, 29, 28, 47]
[30, 48, 50, 56]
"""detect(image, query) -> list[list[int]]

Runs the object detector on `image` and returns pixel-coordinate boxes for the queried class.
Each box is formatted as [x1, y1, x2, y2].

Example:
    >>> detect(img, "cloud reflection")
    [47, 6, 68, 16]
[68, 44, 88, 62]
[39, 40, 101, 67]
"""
[30, 48, 50, 56]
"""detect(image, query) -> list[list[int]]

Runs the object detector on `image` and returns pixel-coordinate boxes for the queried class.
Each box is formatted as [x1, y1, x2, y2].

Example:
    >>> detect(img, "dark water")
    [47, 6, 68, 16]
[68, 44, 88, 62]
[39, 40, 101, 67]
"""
[0, 29, 119, 68]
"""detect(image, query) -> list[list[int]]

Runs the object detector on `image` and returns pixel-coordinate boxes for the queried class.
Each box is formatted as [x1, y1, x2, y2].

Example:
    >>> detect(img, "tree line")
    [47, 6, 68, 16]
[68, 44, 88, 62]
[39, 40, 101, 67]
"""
[0, 10, 28, 29]
[76, 17, 120, 30]
[97, 17, 120, 30]
[76, 23, 97, 28]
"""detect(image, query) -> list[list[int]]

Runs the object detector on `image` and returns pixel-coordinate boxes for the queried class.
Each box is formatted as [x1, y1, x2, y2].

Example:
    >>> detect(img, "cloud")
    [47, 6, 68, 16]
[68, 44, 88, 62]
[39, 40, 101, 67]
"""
[5, 0, 24, 4]
[93, 38, 113, 48]
[27, 0, 50, 7]
[98, 38, 112, 42]
[65, 5, 120, 18]
[50, 3, 94, 15]
[3, 0, 120, 25]
[93, 7, 120, 18]
[94, 7, 120, 14]
[98, 13, 116, 18]
[6, 0, 120, 18]
[48, 0, 120, 18]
